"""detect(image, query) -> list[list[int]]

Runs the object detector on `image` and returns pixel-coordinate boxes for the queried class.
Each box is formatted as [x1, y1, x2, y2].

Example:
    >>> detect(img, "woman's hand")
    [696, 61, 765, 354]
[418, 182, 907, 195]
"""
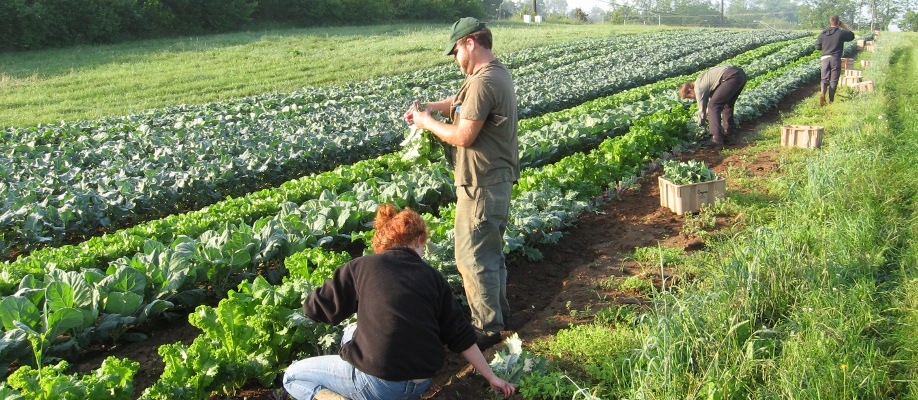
[487, 375, 517, 398]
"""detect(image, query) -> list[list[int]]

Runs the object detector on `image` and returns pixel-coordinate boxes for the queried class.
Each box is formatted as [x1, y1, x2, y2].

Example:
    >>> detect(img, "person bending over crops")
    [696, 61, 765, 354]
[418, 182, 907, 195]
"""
[678, 65, 748, 147]
[816, 15, 855, 105]
[282, 204, 516, 400]
[403, 17, 519, 351]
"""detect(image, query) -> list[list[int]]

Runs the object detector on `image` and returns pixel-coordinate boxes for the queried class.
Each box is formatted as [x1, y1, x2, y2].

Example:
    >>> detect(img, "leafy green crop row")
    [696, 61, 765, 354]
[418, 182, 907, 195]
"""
[0, 30, 808, 257]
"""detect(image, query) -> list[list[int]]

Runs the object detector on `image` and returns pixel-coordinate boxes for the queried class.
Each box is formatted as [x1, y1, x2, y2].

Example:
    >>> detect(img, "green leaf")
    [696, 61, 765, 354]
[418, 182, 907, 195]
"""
[45, 281, 75, 313]
[0, 297, 40, 332]
[46, 308, 83, 339]
[100, 266, 147, 296]
[103, 292, 144, 316]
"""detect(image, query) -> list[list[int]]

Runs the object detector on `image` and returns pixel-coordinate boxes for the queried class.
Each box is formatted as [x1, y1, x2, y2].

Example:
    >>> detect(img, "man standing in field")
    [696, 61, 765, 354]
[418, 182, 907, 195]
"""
[404, 17, 519, 350]
[816, 15, 855, 105]
[678, 65, 748, 147]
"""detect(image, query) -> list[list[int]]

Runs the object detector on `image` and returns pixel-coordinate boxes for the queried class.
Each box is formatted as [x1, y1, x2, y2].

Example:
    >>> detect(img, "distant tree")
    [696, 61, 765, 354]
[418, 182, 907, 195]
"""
[725, 0, 799, 28]
[587, 6, 609, 22]
[869, 0, 907, 30]
[543, 0, 568, 15]
[571, 7, 588, 21]
[519, 0, 546, 15]
[482, 0, 503, 19]
[902, 10, 918, 31]
[498, 0, 521, 19]
[667, 0, 721, 26]
[797, 0, 861, 29]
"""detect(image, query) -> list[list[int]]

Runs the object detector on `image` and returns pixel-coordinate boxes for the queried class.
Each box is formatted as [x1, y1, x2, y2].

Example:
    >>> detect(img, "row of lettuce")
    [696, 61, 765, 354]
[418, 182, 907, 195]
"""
[0, 34, 854, 398]
[0, 30, 810, 257]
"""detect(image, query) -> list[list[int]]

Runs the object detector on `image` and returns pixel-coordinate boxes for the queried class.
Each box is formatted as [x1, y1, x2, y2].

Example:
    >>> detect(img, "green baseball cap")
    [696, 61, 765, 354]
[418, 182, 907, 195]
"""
[444, 17, 487, 56]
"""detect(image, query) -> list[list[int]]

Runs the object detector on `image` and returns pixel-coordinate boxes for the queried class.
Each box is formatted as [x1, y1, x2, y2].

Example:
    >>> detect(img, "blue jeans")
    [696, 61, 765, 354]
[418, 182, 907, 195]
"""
[283, 355, 431, 400]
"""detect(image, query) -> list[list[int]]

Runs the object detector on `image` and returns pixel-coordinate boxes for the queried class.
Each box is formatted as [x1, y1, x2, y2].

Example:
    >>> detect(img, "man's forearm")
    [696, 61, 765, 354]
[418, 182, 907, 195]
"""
[425, 98, 452, 114]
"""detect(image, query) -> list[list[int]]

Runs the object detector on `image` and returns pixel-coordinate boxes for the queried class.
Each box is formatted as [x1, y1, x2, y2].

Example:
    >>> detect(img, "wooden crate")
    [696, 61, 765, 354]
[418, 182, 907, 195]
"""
[840, 75, 862, 87]
[861, 59, 874, 68]
[844, 69, 863, 78]
[855, 81, 875, 92]
[658, 176, 726, 215]
[841, 58, 855, 70]
[781, 125, 824, 149]
[865, 44, 876, 52]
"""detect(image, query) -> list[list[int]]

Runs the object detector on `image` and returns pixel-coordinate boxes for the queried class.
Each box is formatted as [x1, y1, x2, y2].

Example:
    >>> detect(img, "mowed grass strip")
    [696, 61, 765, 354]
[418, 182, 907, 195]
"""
[0, 22, 675, 128]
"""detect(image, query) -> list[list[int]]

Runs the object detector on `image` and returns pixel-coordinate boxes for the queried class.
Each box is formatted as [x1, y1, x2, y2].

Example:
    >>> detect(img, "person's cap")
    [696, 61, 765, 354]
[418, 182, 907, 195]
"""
[444, 17, 487, 56]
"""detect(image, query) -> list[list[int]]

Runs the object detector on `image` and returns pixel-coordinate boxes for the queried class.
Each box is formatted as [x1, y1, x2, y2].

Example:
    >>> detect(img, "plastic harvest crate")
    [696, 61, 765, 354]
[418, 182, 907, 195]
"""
[781, 125, 824, 149]
[658, 176, 726, 215]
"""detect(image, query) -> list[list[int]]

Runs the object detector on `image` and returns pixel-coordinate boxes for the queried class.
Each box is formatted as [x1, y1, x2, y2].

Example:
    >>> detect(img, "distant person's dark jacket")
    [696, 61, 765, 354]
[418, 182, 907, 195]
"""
[816, 27, 855, 57]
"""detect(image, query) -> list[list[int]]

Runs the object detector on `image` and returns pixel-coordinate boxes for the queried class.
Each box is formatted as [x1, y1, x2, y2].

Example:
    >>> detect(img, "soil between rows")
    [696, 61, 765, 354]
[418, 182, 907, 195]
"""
[67, 81, 819, 399]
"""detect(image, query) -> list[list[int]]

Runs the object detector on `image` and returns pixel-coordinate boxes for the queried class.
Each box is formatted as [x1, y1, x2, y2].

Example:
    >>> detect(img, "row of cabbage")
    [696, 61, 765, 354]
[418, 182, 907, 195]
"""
[0, 36, 834, 398]
[0, 35, 814, 293]
[0, 35, 844, 399]
[0, 30, 809, 257]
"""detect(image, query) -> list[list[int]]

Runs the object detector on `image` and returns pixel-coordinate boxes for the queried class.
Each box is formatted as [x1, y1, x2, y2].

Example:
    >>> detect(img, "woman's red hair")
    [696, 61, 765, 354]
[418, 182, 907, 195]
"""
[372, 204, 428, 253]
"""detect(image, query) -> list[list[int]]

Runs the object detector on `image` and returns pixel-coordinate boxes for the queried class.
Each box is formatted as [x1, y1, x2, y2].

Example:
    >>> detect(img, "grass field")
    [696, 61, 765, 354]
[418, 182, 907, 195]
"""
[0, 21, 680, 129]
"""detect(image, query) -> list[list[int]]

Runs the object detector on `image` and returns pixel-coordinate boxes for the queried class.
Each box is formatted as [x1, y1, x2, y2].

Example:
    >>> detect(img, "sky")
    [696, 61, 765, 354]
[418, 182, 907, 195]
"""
[566, 0, 612, 12]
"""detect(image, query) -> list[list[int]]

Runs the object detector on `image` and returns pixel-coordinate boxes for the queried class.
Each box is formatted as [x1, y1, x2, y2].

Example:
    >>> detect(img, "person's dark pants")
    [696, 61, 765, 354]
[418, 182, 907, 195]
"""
[821, 56, 842, 102]
[707, 67, 747, 145]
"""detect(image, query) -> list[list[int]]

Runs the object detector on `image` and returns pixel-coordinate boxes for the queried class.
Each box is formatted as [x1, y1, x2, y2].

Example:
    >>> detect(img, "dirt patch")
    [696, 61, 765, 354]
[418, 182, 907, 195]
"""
[65, 82, 818, 400]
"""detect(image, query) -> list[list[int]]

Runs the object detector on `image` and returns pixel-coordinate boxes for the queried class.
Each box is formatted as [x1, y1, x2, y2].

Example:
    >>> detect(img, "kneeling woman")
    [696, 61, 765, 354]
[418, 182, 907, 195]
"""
[283, 204, 516, 400]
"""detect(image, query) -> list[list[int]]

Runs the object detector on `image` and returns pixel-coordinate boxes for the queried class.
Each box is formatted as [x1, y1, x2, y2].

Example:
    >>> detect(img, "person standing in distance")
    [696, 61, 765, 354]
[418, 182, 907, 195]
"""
[816, 15, 855, 105]
[678, 65, 748, 148]
[404, 17, 519, 350]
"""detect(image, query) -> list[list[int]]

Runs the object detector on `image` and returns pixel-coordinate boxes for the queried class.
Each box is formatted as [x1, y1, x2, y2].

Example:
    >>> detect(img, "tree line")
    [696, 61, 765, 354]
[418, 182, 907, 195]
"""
[498, 0, 912, 31]
[0, 0, 486, 51]
[589, 0, 916, 30]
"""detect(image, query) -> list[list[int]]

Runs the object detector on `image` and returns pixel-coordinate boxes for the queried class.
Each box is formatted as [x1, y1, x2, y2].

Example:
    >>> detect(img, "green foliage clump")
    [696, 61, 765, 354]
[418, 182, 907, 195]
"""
[661, 159, 718, 185]
[6, 357, 139, 400]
